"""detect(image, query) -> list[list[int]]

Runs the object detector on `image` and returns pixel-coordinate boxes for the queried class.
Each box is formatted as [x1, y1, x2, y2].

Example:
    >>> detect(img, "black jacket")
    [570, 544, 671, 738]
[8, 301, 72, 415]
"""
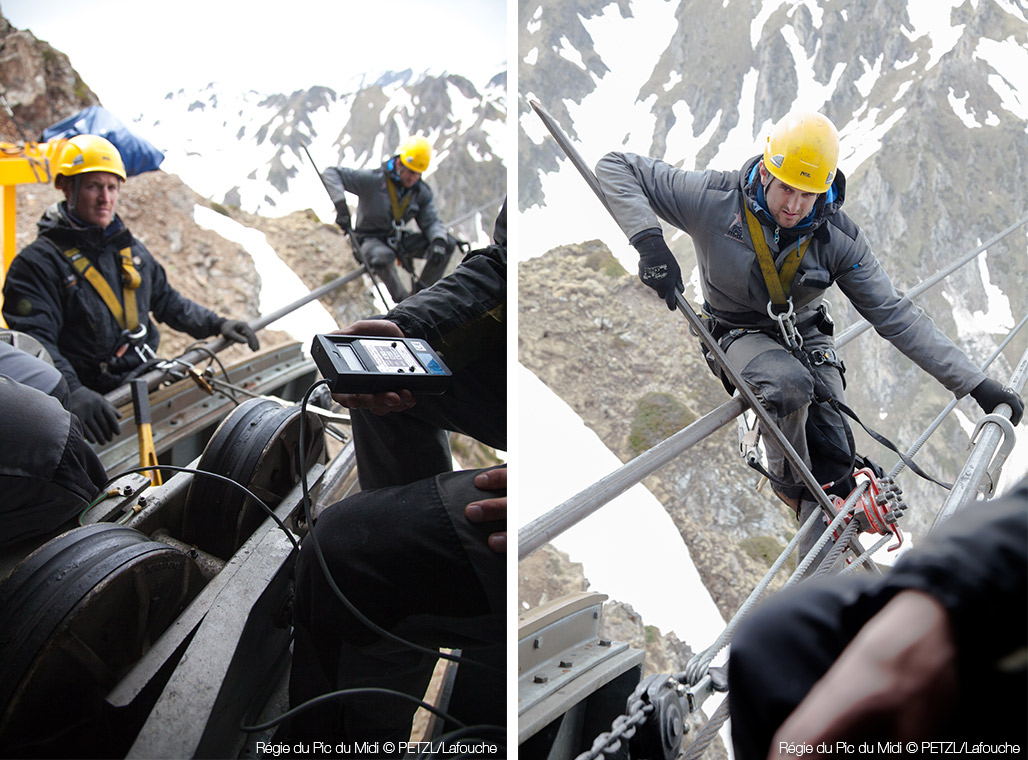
[384, 213, 506, 449]
[2, 203, 225, 393]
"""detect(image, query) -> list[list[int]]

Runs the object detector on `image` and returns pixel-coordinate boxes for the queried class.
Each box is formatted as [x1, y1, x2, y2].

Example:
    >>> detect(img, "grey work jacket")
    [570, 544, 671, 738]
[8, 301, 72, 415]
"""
[321, 163, 447, 244]
[595, 152, 985, 397]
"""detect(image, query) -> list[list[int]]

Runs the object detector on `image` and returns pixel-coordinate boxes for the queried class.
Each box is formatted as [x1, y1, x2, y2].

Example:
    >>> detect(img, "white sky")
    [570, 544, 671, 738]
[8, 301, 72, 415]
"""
[3, 0, 507, 118]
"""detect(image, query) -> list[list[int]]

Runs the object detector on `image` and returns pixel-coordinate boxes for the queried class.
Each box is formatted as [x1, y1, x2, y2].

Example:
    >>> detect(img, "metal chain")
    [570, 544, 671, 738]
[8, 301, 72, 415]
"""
[574, 696, 653, 760]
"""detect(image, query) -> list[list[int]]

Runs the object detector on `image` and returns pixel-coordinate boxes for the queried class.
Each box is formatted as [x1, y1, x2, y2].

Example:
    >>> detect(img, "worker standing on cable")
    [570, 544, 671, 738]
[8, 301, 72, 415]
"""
[321, 135, 457, 303]
[1, 134, 260, 445]
[595, 111, 1023, 562]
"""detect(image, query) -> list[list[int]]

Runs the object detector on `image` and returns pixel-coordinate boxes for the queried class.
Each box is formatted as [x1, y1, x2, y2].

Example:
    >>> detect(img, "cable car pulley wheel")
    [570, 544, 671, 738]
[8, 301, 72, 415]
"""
[181, 397, 326, 560]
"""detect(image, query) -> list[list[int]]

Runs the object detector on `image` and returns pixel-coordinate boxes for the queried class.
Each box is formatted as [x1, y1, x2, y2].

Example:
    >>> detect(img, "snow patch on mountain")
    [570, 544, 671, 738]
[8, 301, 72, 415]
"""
[126, 70, 506, 245]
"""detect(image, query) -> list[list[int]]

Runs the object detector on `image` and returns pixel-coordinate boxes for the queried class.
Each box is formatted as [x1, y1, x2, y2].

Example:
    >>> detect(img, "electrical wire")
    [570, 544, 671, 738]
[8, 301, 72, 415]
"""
[295, 380, 500, 675]
[102, 383, 502, 739]
[239, 687, 463, 734]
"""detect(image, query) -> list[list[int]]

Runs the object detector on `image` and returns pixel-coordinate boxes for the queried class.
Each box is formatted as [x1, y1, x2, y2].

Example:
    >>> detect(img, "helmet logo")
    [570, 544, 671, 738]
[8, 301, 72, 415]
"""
[72, 155, 84, 166]
[770, 154, 785, 168]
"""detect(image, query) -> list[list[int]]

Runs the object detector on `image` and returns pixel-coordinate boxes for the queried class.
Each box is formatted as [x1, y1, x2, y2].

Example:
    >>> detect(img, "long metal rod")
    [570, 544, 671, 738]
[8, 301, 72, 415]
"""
[519, 397, 744, 558]
[522, 100, 857, 559]
[250, 267, 364, 332]
[301, 144, 392, 305]
[933, 344, 1028, 526]
[103, 269, 358, 409]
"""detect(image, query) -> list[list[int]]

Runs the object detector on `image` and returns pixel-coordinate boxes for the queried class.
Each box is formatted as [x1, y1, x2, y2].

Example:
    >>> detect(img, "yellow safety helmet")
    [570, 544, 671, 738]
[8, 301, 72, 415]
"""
[762, 112, 839, 194]
[56, 134, 127, 181]
[397, 136, 432, 174]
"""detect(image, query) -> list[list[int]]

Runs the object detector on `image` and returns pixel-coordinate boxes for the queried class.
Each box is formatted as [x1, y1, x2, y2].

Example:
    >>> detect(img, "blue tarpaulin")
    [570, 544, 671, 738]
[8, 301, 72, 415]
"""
[42, 106, 164, 177]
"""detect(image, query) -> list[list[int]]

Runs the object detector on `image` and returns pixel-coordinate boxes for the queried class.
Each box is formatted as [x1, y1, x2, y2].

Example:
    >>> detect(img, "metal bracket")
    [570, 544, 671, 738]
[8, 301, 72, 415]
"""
[739, 427, 761, 466]
[968, 412, 1017, 497]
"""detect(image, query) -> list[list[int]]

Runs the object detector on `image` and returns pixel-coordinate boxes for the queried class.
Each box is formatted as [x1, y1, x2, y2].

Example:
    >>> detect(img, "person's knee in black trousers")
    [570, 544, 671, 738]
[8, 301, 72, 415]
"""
[286, 468, 504, 749]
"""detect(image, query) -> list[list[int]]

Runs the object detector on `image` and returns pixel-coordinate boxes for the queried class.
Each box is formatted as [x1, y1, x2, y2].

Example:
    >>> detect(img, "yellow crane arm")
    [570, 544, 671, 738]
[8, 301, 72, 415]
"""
[0, 139, 65, 325]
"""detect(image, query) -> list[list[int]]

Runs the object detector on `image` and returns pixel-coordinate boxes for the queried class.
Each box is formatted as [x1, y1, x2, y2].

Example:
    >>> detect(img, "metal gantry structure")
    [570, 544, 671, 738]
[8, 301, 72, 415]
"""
[518, 101, 1027, 760]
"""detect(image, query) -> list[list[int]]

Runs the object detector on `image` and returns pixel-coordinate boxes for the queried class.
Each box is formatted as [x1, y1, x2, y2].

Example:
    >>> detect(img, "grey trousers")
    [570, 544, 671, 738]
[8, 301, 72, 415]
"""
[725, 328, 847, 500]
[725, 328, 848, 567]
[360, 234, 454, 304]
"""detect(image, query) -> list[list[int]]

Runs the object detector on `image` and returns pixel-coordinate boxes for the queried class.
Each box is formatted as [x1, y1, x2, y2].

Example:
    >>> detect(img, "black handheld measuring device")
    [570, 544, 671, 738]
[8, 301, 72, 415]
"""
[311, 334, 452, 394]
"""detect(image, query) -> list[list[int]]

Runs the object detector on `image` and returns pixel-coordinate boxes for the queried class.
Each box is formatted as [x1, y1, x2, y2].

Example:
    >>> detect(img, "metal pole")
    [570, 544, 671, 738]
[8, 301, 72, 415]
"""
[301, 145, 392, 305]
[249, 267, 365, 332]
[519, 398, 744, 559]
[932, 344, 1028, 527]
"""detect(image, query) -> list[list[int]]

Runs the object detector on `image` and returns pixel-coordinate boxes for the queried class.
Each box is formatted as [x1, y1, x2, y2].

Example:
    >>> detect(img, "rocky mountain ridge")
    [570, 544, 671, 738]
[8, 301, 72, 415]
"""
[0, 11, 501, 358]
[128, 68, 507, 245]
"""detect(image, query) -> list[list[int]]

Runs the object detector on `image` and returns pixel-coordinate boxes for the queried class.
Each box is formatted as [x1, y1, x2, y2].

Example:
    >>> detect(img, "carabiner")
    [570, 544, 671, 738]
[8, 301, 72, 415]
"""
[767, 298, 802, 350]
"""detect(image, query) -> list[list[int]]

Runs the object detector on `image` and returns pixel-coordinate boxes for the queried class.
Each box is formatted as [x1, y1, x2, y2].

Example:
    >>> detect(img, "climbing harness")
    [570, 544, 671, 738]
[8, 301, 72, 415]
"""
[385, 174, 412, 248]
[62, 245, 155, 363]
[63, 246, 141, 331]
[745, 205, 811, 310]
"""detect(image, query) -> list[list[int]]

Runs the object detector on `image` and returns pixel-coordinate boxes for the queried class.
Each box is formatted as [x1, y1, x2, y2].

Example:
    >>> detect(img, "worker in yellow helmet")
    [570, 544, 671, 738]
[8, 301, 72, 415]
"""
[321, 135, 458, 303]
[595, 110, 1023, 568]
[1, 134, 260, 445]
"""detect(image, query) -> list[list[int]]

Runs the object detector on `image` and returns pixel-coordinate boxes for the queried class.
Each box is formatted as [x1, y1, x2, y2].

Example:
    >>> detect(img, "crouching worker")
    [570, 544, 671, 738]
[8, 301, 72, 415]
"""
[322, 136, 460, 304]
[0, 349, 107, 552]
[2, 134, 260, 445]
[285, 201, 507, 752]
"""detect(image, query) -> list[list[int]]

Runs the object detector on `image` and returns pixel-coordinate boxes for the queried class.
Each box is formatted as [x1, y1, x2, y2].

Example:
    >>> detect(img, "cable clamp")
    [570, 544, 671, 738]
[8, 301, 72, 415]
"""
[968, 412, 1017, 498]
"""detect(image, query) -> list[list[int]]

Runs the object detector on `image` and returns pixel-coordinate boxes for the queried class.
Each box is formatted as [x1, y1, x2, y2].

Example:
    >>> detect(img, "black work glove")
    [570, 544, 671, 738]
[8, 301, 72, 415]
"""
[970, 377, 1024, 425]
[633, 234, 683, 311]
[221, 319, 260, 351]
[70, 386, 122, 445]
[428, 238, 448, 262]
[334, 201, 351, 234]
